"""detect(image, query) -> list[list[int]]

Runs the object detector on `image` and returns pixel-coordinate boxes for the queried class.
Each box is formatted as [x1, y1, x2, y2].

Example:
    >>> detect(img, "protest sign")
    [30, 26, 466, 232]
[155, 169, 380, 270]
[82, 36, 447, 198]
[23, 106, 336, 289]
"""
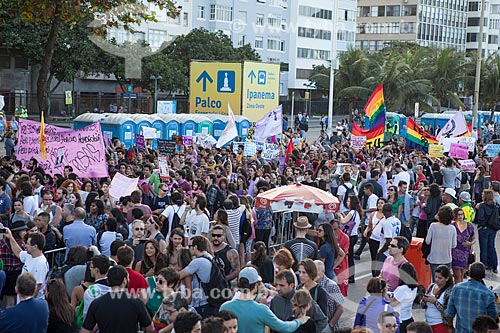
[351, 136, 366, 149]
[17, 119, 108, 178]
[262, 143, 279, 160]
[449, 143, 469, 159]
[109, 172, 139, 198]
[157, 139, 176, 155]
[135, 134, 145, 151]
[459, 159, 476, 173]
[182, 136, 193, 146]
[255, 141, 265, 152]
[233, 142, 245, 154]
[158, 157, 169, 177]
[142, 127, 158, 139]
[196, 134, 217, 148]
[244, 142, 257, 156]
[486, 144, 500, 158]
[55, 148, 65, 167]
[429, 144, 444, 158]
[443, 137, 476, 152]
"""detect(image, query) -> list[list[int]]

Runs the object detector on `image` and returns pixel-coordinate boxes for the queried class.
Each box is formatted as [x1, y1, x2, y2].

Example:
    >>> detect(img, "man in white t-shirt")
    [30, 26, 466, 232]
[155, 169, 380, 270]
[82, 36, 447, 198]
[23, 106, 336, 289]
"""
[337, 173, 357, 213]
[181, 194, 210, 239]
[393, 163, 410, 191]
[4, 229, 49, 299]
[378, 203, 401, 262]
[161, 191, 186, 238]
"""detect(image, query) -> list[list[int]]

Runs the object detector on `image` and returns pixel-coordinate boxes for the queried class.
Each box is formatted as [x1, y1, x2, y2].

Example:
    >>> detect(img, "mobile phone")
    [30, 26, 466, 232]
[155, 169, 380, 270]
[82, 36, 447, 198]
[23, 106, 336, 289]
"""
[0, 229, 6, 234]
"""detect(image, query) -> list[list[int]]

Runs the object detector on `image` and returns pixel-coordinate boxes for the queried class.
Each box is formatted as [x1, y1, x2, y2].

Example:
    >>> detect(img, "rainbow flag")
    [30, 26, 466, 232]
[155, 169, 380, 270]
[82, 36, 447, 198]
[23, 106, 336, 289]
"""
[40, 112, 46, 160]
[352, 122, 385, 148]
[406, 118, 438, 152]
[364, 83, 386, 129]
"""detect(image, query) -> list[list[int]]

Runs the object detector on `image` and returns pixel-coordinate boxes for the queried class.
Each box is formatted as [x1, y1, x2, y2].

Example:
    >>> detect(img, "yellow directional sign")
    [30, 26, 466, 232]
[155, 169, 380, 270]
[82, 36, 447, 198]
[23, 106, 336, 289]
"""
[242, 62, 280, 121]
[190, 62, 242, 115]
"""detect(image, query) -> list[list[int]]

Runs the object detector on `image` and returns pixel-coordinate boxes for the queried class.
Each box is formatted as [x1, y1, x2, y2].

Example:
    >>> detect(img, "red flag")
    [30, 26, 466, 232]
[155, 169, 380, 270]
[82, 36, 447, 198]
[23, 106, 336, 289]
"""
[285, 139, 293, 164]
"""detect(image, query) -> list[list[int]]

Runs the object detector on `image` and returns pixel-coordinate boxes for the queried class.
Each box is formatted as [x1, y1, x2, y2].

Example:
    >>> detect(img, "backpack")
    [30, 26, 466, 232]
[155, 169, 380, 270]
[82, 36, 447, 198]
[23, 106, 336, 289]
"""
[49, 263, 74, 280]
[399, 223, 413, 244]
[171, 206, 183, 233]
[194, 255, 232, 308]
[486, 204, 500, 231]
[341, 184, 356, 208]
[240, 212, 252, 244]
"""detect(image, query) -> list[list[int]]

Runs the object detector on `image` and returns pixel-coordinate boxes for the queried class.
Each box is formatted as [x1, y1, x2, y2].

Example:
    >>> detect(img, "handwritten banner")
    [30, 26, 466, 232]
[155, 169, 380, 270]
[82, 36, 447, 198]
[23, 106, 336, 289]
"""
[449, 143, 469, 159]
[459, 159, 476, 173]
[17, 119, 108, 178]
[262, 143, 279, 160]
[429, 144, 444, 158]
[244, 142, 257, 156]
[351, 136, 366, 149]
[486, 144, 500, 158]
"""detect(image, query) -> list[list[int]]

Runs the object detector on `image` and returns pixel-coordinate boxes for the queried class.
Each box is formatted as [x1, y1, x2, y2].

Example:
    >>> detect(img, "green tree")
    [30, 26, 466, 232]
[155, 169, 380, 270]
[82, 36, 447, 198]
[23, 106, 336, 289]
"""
[479, 54, 500, 119]
[163, 28, 261, 93]
[0, 0, 180, 117]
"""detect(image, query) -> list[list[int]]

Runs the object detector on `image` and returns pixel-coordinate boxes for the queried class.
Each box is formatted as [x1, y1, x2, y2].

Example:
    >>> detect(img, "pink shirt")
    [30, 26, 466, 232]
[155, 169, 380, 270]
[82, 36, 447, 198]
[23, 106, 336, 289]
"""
[380, 256, 408, 292]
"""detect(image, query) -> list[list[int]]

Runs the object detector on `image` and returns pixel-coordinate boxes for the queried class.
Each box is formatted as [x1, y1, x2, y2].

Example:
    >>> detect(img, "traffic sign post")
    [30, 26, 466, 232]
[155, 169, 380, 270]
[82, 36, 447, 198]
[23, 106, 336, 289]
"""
[190, 62, 242, 115]
[242, 62, 280, 122]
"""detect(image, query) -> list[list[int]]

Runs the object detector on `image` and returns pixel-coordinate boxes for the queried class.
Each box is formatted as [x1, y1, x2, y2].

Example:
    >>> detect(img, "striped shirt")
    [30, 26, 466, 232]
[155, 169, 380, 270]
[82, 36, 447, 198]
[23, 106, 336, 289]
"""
[226, 206, 246, 245]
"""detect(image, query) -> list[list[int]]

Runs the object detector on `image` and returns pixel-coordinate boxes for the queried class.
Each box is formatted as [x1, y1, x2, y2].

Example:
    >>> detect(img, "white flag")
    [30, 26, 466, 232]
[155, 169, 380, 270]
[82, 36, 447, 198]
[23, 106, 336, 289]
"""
[216, 104, 238, 148]
[253, 105, 283, 142]
[436, 111, 469, 143]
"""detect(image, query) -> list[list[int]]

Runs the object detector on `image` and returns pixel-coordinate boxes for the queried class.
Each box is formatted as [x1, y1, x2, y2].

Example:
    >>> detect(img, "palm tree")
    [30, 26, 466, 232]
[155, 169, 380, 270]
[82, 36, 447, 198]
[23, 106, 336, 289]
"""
[427, 48, 467, 112]
[479, 54, 500, 120]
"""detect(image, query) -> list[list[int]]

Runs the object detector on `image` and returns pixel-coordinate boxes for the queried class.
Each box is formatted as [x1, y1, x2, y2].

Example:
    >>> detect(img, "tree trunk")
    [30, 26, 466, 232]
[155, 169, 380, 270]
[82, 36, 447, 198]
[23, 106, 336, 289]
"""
[36, 13, 61, 120]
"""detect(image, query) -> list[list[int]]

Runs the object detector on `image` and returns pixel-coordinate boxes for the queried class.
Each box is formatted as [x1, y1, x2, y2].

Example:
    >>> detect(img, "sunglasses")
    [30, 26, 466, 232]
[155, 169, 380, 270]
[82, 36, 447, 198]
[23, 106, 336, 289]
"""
[211, 234, 223, 238]
[389, 244, 398, 248]
[135, 228, 144, 231]
[156, 278, 165, 285]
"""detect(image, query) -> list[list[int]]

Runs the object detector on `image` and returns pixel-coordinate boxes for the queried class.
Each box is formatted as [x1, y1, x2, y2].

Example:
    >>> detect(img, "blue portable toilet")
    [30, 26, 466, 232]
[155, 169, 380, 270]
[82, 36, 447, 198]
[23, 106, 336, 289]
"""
[202, 114, 227, 139]
[235, 115, 251, 140]
[174, 114, 197, 137]
[73, 113, 106, 130]
[100, 114, 136, 148]
[192, 115, 213, 137]
[150, 115, 165, 139]
[128, 114, 152, 137]
[158, 114, 181, 139]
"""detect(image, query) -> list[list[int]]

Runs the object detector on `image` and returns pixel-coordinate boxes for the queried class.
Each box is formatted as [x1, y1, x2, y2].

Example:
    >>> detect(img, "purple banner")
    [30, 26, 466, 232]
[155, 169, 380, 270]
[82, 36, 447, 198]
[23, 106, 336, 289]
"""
[17, 119, 108, 178]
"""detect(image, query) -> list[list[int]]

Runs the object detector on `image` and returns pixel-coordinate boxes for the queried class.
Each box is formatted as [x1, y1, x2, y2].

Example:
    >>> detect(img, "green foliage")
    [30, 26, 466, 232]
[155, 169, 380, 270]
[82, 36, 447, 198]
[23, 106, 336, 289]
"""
[308, 43, 476, 115]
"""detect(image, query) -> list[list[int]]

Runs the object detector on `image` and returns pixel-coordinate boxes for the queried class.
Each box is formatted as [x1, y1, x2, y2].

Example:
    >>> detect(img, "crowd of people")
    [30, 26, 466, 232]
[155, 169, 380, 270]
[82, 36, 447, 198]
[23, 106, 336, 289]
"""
[0, 115, 499, 333]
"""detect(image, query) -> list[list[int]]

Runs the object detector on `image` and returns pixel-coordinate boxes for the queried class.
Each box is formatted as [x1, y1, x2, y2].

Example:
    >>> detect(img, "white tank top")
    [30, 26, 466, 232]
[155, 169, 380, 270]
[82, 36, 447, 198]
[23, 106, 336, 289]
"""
[370, 213, 384, 241]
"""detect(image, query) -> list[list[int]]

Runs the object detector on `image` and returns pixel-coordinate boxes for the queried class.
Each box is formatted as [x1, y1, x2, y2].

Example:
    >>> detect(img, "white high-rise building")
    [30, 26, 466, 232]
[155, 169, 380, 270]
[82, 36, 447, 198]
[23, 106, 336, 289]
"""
[466, 1, 500, 56]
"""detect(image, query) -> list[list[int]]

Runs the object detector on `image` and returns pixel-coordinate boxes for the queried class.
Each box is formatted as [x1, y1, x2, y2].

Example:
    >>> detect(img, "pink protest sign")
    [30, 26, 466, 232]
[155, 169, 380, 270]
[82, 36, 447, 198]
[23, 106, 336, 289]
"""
[449, 143, 468, 159]
[17, 119, 109, 178]
[182, 136, 193, 146]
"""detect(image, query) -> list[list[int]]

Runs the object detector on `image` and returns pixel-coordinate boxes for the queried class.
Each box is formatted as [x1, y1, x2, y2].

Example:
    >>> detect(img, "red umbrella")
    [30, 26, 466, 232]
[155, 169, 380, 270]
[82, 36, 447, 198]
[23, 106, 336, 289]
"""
[255, 183, 340, 213]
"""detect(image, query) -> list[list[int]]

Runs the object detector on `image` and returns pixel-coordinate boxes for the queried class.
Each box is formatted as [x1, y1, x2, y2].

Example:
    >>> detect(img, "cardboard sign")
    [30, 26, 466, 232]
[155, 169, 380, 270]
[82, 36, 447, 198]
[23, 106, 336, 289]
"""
[142, 126, 158, 139]
[262, 143, 279, 160]
[486, 144, 500, 158]
[157, 139, 176, 155]
[351, 136, 367, 149]
[244, 142, 257, 156]
[135, 134, 145, 151]
[158, 156, 169, 177]
[109, 172, 139, 199]
[443, 137, 476, 152]
[182, 136, 193, 146]
[459, 159, 476, 173]
[449, 143, 469, 159]
[429, 144, 444, 158]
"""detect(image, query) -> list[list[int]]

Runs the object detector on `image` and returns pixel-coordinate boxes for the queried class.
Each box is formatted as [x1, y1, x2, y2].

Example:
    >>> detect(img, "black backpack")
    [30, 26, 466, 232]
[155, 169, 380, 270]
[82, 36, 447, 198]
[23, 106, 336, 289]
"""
[486, 204, 500, 231]
[195, 255, 232, 307]
[240, 213, 252, 244]
[399, 223, 413, 244]
[341, 184, 356, 208]
[171, 206, 182, 233]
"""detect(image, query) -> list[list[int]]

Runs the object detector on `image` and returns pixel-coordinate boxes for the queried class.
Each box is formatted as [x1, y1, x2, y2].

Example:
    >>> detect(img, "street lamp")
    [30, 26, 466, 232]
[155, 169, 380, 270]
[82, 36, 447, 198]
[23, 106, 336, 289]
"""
[150, 75, 162, 113]
[303, 82, 315, 114]
[327, 0, 339, 136]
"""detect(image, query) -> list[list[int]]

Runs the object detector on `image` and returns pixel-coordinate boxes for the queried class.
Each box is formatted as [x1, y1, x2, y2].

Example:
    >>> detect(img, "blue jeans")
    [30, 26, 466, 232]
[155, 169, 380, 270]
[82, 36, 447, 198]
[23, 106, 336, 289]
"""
[430, 263, 451, 282]
[0, 270, 5, 296]
[479, 227, 498, 270]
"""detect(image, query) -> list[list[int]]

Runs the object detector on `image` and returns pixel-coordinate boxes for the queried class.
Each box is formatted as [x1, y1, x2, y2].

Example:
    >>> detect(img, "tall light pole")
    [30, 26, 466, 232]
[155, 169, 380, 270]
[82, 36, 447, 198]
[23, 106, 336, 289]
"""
[150, 75, 162, 113]
[473, 0, 486, 128]
[327, 0, 339, 136]
[303, 82, 314, 115]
